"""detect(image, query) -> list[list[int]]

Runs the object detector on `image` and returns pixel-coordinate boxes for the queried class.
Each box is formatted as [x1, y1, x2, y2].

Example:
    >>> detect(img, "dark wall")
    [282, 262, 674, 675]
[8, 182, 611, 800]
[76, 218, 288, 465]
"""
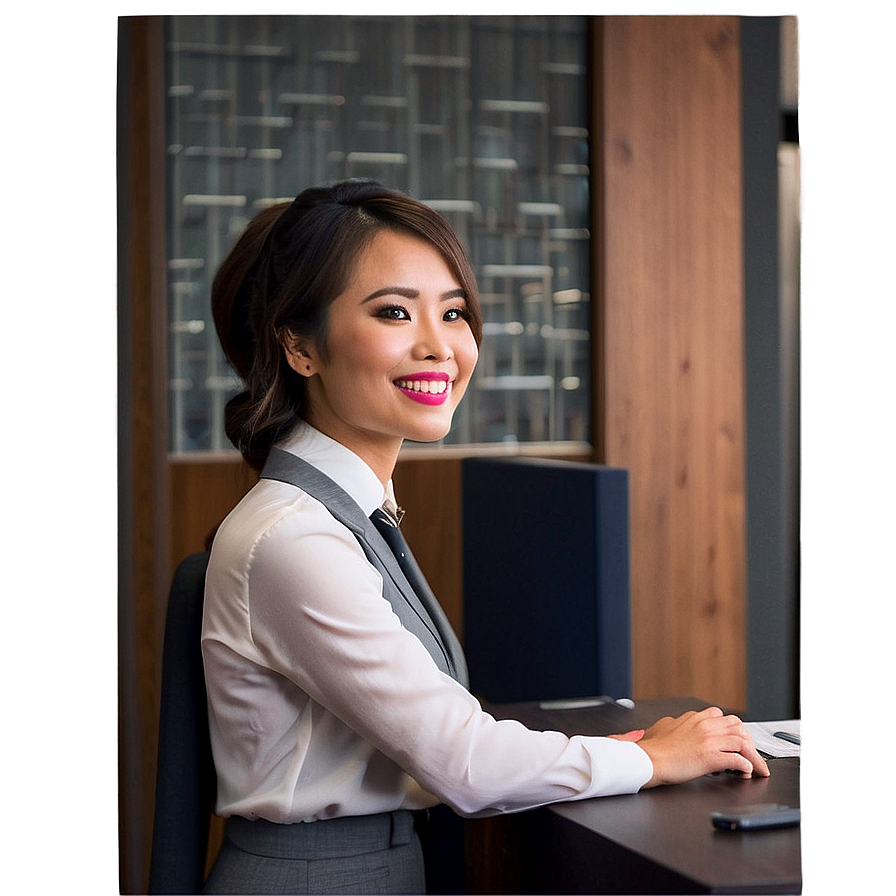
[742, 16, 800, 720]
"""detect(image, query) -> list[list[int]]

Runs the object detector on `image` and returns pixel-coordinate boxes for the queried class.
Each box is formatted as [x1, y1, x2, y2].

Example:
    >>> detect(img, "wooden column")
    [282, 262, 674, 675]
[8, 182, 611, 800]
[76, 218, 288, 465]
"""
[593, 16, 747, 710]
[118, 16, 170, 893]
[394, 457, 466, 634]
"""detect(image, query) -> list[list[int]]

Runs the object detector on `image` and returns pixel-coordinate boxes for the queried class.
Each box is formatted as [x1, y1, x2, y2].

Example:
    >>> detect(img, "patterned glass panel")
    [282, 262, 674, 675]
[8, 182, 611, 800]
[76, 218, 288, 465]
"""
[165, 15, 590, 452]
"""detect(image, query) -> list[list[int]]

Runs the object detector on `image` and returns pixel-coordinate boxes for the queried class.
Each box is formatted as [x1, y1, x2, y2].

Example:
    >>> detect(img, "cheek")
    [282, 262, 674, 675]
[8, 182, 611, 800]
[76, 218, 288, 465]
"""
[450, 336, 479, 404]
[459, 333, 480, 377]
[326, 322, 403, 380]
[359, 336, 408, 380]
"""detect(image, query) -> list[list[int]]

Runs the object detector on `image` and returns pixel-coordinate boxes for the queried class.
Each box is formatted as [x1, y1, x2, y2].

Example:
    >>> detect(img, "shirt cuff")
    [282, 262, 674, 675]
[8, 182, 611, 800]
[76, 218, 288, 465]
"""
[577, 736, 655, 799]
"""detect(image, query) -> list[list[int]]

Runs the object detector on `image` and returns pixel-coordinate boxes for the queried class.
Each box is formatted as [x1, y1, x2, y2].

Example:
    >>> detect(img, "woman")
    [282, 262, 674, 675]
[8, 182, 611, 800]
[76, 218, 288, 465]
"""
[201, 179, 768, 894]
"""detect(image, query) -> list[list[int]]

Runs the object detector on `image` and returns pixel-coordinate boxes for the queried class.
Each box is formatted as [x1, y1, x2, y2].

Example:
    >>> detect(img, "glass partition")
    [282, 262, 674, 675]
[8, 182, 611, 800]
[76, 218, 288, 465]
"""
[165, 15, 591, 453]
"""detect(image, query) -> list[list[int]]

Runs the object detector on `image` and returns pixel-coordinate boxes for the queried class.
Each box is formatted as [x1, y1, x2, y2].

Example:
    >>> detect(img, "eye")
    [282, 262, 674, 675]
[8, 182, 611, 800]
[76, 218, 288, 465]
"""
[375, 304, 410, 321]
[443, 306, 470, 323]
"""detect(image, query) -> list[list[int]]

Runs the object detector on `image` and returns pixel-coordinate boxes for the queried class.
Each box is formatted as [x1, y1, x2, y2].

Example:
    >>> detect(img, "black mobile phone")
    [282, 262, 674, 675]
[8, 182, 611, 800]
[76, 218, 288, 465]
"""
[711, 803, 800, 831]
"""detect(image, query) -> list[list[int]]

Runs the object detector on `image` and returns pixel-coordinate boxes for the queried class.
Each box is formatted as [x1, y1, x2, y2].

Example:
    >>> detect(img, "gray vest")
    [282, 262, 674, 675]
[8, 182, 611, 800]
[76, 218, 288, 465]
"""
[262, 447, 469, 687]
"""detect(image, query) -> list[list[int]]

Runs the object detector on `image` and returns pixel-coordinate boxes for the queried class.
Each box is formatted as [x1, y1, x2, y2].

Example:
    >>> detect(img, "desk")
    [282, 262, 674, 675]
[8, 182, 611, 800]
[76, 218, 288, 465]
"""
[466, 698, 801, 894]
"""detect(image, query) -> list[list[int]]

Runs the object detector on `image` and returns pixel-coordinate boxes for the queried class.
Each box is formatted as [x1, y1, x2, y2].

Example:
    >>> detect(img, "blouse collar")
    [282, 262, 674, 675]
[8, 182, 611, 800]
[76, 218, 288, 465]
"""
[276, 420, 392, 517]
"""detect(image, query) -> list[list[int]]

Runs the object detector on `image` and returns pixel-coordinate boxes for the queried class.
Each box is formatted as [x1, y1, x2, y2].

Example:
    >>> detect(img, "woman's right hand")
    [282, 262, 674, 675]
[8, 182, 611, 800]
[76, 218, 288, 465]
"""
[636, 706, 770, 788]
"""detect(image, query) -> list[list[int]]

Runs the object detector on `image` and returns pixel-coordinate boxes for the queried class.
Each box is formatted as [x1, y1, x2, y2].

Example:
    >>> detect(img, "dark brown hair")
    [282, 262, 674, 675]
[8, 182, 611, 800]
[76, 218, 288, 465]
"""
[211, 179, 483, 470]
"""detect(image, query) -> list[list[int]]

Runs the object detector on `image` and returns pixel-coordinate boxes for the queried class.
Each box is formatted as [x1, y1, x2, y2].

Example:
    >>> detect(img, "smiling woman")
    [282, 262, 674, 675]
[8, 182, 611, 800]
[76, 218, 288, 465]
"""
[211, 180, 483, 474]
[200, 180, 769, 895]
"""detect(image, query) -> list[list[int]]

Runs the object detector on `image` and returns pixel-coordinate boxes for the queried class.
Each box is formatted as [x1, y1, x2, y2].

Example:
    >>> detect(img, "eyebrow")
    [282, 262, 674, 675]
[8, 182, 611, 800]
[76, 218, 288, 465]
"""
[361, 286, 467, 303]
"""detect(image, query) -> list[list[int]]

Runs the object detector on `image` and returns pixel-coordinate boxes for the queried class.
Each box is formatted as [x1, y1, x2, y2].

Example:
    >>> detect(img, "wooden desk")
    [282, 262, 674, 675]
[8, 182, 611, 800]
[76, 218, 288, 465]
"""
[466, 698, 801, 894]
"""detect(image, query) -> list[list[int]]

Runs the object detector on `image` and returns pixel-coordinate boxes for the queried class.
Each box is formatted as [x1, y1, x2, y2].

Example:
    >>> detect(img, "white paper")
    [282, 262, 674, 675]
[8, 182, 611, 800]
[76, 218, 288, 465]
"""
[745, 719, 801, 758]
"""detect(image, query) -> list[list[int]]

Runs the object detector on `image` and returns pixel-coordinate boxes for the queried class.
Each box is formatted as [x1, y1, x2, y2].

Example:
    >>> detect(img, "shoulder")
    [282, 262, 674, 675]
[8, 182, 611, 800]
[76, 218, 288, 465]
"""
[206, 478, 375, 605]
[205, 477, 393, 654]
[211, 478, 363, 568]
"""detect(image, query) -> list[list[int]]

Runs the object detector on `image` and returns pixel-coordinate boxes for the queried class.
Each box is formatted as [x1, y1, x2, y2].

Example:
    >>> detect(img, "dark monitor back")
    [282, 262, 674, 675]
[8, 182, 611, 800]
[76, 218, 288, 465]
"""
[462, 456, 631, 704]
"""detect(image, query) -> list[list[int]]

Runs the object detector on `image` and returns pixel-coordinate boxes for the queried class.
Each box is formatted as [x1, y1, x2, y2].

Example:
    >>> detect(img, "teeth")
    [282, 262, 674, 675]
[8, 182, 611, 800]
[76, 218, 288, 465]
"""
[396, 379, 448, 394]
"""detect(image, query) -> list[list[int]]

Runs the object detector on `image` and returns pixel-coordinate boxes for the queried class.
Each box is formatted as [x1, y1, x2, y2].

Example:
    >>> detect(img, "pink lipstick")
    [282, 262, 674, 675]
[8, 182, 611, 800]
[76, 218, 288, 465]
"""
[394, 372, 451, 406]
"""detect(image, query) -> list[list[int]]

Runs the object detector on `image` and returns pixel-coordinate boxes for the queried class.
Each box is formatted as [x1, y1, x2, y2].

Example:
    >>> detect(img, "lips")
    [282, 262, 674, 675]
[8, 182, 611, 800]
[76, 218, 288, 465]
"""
[394, 372, 451, 406]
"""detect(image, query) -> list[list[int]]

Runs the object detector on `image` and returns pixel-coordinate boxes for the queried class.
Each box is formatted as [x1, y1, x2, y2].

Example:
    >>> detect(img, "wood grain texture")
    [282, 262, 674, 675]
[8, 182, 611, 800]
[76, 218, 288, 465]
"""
[168, 455, 258, 570]
[118, 16, 171, 893]
[594, 16, 747, 709]
[393, 456, 465, 637]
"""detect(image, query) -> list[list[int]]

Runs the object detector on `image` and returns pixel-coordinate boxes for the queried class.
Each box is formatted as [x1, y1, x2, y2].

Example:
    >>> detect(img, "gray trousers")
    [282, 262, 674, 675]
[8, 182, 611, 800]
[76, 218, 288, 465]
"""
[203, 811, 426, 894]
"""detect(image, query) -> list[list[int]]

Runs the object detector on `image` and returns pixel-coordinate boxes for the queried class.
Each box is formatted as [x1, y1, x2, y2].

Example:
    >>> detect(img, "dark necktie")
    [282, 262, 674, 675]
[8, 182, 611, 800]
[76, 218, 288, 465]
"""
[370, 507, 409, 564]
[369, 508, 466, 685]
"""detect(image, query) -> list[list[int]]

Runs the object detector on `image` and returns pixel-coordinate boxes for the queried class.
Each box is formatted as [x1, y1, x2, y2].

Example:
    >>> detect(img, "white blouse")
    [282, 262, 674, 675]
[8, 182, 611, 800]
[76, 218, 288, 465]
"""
[201, 421, 653, 823]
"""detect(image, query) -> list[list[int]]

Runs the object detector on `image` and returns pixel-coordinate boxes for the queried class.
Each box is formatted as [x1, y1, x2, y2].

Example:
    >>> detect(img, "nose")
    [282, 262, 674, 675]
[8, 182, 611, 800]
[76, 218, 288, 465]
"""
[413, 311, 453, 362]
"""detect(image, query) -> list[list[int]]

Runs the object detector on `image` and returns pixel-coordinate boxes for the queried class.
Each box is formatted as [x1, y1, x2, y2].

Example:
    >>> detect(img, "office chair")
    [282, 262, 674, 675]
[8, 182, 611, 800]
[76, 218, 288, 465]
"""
[148, 551, 215, 895]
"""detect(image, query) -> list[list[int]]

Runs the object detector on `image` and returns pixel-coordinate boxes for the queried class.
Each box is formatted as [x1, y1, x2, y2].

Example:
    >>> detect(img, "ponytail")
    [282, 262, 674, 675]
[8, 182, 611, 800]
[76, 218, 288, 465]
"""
[211, 202, 299, 470]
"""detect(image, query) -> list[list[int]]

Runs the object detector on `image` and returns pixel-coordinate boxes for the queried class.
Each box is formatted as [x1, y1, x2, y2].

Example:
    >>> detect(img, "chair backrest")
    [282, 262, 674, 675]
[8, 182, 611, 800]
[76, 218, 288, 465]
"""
[148, 551, 214, 894]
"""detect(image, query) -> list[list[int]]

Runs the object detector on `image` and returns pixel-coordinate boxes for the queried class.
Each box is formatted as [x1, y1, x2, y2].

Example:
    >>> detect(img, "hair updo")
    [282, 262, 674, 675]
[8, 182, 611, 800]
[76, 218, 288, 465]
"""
[211, 179, 483, 470]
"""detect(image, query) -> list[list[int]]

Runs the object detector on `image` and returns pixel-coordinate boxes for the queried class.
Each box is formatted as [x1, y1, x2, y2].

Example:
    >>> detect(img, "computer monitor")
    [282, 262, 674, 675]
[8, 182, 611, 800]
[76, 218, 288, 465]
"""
[462, 456, 632, 703]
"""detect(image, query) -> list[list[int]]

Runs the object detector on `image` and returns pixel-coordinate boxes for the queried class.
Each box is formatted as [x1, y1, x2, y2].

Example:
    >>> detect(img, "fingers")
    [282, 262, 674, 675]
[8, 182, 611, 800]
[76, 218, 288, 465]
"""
[712, 736, 759, 774]
[719, 753, 754, 777]
[707, 713, 771, 778]
[739, 739, 771, 777]
[639, 707, 771, 786]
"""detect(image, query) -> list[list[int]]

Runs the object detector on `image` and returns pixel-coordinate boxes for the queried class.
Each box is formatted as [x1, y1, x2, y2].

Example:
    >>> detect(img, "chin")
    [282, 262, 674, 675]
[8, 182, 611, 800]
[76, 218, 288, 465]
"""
[407, 431, 452, 445]
[404, 418, 455, 444]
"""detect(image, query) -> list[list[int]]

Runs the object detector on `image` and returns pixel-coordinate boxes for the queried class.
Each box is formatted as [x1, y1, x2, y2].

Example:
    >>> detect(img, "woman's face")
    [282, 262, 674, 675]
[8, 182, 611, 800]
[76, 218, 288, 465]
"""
[289, 228, 479, 479]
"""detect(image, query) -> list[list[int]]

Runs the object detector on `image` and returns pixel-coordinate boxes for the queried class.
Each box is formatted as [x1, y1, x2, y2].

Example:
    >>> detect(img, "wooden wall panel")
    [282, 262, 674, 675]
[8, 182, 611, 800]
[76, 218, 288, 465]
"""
[118, 16, 170, 894]
[393, 457, 465, 635]
[169, 456, 258, 571]
[594, 16, 747, 710]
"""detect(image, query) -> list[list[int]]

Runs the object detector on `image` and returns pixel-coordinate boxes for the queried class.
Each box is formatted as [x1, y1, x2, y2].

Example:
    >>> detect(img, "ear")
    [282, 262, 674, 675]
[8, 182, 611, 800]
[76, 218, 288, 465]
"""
[280, 330, 317, 377]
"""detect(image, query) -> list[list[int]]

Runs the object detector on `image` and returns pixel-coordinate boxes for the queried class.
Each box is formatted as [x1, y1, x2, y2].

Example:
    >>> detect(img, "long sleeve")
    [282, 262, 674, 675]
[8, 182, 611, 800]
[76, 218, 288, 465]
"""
[203, 479, 652, 823]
